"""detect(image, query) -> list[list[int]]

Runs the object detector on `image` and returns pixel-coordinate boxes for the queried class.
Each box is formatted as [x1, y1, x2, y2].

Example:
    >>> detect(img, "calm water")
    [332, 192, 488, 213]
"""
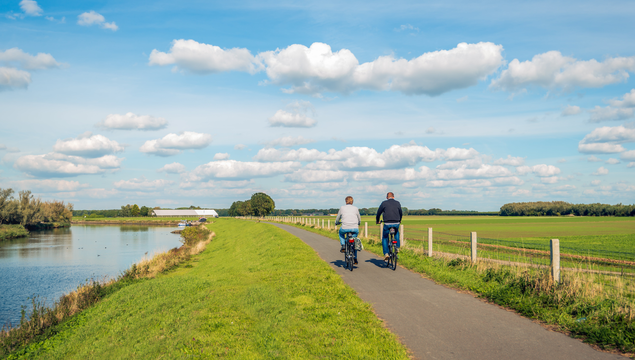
[0, 225, 182, 327]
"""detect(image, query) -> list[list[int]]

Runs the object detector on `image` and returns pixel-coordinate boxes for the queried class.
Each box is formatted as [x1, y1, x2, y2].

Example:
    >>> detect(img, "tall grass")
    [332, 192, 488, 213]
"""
[0, 225, 29, 241]
[0, 225, 214, 356]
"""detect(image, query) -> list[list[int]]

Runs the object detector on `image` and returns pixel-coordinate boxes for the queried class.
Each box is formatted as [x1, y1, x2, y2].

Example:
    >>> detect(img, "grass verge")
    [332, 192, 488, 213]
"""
[276, 220, 635, 356]
[2, 219, 408, 359]
[0, 225, 29, 242]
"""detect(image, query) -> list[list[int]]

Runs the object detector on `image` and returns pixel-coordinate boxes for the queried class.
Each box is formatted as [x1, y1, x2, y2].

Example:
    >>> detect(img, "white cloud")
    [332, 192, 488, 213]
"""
[213, 153, 230, 160]
[13, 153, 122, 177]
[396, 24, 419, 32]
[96, 113, 168, 130]
[531, 164, 561, 177]
[425, 127, 435, 134]
[561, 105, 581, 116]
[266, 135, 315, 148]
[557, 159, 567, 163]
[593, 166, 609, 175]
[589, 106, 634, 122]
[234, 144, 246, 150]
[284, 170, 348, 183]
[515, 165, 532, 175]
[427, 179, 493, 188]
[491, 51, 635, 91]
[541, 176, 559, 184]
[493, 155, 525, 166]
[149, 39, 261, 74]
[442, 147, 480, 160]
[621, 150, 635, 161]
[186, 160, 301, 181]
[587, 155, 603, 162]
[140, 131, 212, 156]
[260, 42, 503, 96]
[578, 125, 635, 153]
[608, 89, 635, 108]
[351, 167, 433, 183]
[436, 164, 513, 180]
[268, 101, 317, 128]
[0, 67, 30, 91]
[512, 189, 531, 196]
[628, 162, 635, 168]
[584, 189, 597, 195]
[158, 162, 186, 174]
[13, 179, 87, 192]
[77, 11, 118, 31]
[20, 0, 42, 16]
[0, 48, 60, 70]
[53, 132, 124, 158]
[606, 158, 620, 164]
[114, 177, 174, 191]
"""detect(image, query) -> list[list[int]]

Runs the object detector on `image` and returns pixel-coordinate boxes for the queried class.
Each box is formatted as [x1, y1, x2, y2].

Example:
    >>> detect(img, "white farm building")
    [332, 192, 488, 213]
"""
[152, 209, 219, 218]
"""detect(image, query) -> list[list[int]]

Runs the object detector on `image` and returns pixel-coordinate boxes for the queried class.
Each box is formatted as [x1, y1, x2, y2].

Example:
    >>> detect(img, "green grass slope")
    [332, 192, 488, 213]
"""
[9, 219, 408, 359]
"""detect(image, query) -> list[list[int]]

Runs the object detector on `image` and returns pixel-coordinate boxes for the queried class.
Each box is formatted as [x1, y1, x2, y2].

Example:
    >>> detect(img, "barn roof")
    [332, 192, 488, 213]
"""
[152, 209, 218, 216]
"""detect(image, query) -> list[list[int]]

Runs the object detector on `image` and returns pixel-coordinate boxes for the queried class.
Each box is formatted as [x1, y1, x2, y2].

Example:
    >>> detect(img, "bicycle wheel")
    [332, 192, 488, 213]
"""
[348, 245, 354, 272]
[391, 247, 398, 271]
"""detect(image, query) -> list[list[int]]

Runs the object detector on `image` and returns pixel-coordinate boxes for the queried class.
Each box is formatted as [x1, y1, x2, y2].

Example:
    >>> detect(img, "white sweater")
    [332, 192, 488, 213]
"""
[335, 204, 361, 229]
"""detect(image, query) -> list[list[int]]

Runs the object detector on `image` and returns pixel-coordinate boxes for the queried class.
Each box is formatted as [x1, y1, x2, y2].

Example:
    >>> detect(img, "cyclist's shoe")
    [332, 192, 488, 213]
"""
[384, 254, 389, 261]
[340, 245, 345, 253]
[354, 258, 358, 265]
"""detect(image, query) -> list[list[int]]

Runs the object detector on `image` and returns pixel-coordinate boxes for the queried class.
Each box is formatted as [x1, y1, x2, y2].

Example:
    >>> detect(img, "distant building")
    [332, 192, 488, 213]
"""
[152, 209, 219, 218]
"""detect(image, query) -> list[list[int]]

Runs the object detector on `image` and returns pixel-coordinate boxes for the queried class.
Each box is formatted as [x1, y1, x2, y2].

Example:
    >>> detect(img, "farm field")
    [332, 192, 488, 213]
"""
[280, 215, 635, 274]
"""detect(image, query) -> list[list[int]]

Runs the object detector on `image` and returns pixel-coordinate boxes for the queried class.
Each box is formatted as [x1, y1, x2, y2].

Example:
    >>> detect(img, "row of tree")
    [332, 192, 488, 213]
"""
[228, 193, 275, 217]
[0, 188, 73, 226]
[500, 201, 635, 216]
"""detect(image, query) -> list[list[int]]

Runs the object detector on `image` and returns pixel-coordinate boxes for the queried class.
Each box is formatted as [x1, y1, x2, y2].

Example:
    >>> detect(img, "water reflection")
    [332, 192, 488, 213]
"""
[0, 225, 181, 327]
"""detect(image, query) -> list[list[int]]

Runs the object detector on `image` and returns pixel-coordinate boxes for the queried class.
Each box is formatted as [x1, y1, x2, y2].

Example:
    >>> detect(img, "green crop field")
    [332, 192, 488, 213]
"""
[270, 215, 635, 274]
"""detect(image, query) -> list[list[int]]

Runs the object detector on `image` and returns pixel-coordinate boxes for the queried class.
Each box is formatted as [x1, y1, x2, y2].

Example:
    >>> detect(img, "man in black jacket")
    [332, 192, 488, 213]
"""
[376, 192, 403, 260]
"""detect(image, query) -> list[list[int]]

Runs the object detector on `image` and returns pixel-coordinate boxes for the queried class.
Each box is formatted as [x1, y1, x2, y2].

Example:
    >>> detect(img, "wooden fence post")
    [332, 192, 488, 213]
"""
[328, 219, 330, 229]
[400, 224, 405, 246]
[551, 239, 560, 283]
[428, 228, 433, 257]
[322, 219, 324, 229]
[379, 223, 383, 240]
[471, 232, 477, 262]
[364, 222, 368, 238]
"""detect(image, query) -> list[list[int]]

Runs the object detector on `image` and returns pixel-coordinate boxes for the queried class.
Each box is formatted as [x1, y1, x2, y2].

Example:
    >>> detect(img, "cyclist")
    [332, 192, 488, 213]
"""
[376, 192, 403, 261]
[335, 196, 361, 264]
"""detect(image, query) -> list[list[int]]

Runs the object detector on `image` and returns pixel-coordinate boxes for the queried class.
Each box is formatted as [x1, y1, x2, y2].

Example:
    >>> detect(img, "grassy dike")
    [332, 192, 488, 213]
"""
[280, 221, 635, 356]
[4, 219, 409, 359]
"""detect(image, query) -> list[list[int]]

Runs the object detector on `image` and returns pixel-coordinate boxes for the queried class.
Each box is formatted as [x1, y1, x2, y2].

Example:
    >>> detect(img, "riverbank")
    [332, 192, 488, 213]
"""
[0, 225, 28, 241]
[1, 219, 408, 359]
[71, 217, 200, 226]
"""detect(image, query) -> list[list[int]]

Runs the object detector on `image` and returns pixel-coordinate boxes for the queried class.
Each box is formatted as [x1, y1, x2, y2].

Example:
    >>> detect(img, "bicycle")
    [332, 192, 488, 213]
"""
[379, 221, 398, 271]
[344, 231, 357, 271]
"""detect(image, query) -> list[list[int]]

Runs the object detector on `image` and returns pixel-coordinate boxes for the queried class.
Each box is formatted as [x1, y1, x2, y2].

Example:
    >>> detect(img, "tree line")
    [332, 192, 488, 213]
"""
[228, 193, 275, 217]
[0, 188, 73, 227]
[500, 201, 635, 216]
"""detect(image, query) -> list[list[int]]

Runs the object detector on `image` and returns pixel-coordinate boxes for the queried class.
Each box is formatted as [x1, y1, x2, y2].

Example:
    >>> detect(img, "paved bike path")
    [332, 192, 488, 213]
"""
[270, 223, 625, 360]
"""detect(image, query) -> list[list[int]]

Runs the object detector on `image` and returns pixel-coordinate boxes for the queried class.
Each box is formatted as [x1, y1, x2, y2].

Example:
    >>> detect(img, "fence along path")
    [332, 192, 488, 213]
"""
[267, 222, 623, 360]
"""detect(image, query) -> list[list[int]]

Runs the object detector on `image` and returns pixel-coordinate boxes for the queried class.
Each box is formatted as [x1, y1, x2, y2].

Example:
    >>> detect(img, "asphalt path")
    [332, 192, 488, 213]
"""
[270, 223, 625, 360]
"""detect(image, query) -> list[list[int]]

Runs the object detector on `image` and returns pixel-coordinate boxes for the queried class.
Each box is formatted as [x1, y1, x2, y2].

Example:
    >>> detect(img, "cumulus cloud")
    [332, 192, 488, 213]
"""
[140, 131, 212, 156]
[186, 160, 301, 181]
[608, 89, 635, 108]
[531, 164, 561, 177]
[561, 105, 581, 116]
[284, 170, 348, 183]
[436, 164, 513, 180]
[621, 150, 635, 161]
[268, 101, 317, 128]
[114, 177, 174, 191]
[266, 135, 315, 148]
[593, 166, 609, 175]
[77, 11, 118, 31]
[260, 41, 504, 96]
[0, 48, 60, 70]
[491, 51, 635, 91]
[13, 179, 87, 192]
[0, 67, 30, 91]
[20, 0, 42, 16]
[606, 158, 620, 164]
[96, 112, 168, 130]
[150, 40, 503, 96]
[578, 125, 635, 153]
[149, 39, 261, 74]
[234, 144, 246, 150]
[53, 131, 124, 158]
[158, 162, 186, 174]
[213, 153, 230, 160]
[351, 167, 433, 183]
[13, 153, 123, 177]
[589, 106, 634, 122]
[492, 155, 525, 166]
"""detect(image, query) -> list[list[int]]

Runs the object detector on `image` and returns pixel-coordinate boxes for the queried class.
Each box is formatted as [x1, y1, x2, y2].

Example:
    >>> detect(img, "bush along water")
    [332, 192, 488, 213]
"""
[0, 226, 215, 357]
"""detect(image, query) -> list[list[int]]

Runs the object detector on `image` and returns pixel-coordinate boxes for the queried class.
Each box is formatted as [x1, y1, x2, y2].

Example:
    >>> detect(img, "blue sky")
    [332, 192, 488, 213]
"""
[1, 0, 635, 211]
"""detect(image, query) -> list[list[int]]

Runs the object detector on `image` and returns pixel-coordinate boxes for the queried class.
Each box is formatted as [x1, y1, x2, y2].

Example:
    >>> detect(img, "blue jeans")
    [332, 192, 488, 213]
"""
[339, 228, 359, 259]
[382, 223, 400, 255]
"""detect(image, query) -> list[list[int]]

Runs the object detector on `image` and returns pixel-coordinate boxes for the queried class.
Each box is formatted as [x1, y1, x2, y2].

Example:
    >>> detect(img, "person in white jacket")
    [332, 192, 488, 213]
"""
[335, 196, 362, 264]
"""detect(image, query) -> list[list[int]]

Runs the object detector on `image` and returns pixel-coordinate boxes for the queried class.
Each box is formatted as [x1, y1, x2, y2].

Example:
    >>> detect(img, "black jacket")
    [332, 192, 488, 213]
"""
[376, 199, 402, 224]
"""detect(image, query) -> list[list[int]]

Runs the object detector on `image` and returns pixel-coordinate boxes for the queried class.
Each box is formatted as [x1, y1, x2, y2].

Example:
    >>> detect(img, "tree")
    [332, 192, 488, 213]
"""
[250, 192, 275, 217]
[140, 206, 150, 217]
[119, 204, 132, 217]
[18, 190, 43, 226]
[131, 204, 140, 217]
